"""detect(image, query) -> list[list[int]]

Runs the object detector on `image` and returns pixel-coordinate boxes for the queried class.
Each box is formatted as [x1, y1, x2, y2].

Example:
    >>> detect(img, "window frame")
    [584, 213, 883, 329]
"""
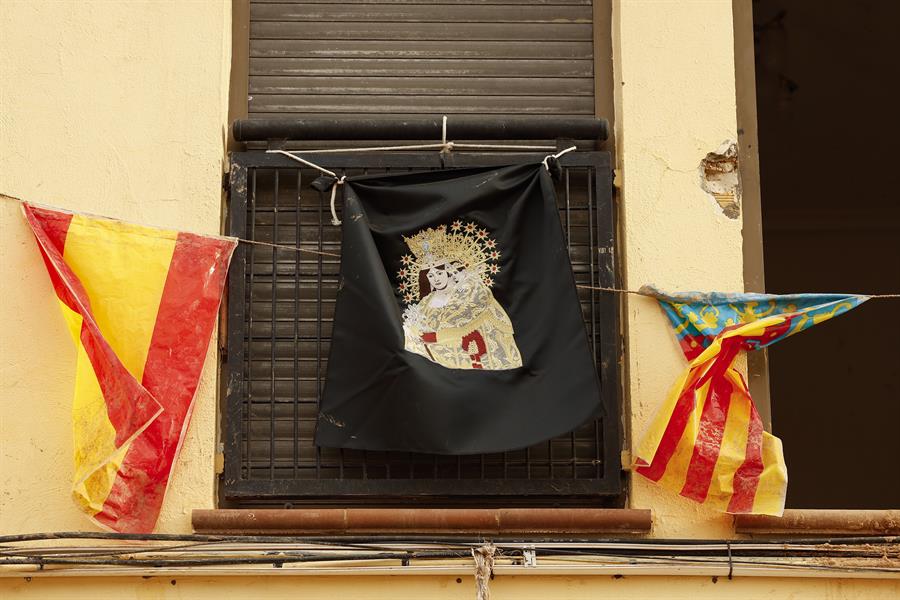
[220, 150, 622, 506]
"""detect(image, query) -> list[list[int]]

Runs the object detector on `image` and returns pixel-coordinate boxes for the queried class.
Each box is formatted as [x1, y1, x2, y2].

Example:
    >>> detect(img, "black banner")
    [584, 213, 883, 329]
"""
[316, 163, 603, 454]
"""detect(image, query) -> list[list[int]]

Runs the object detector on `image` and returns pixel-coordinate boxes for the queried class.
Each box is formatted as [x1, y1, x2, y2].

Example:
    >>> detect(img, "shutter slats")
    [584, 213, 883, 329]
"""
[250, 58, 592, 77]
[251, 40, 593, 59]
[251, 76, 593, 95]
[251, 22, 592, 41]
[248, 3, 595, 135]
[251, 3, 591, 22]
[252, 0, 591, 5]
[250, 94, 594, 114]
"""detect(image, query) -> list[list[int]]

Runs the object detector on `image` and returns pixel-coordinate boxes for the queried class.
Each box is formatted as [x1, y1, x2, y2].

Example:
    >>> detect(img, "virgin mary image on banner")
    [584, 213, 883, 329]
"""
[398, 222, 522, 370]
[316, 163, 604, 455]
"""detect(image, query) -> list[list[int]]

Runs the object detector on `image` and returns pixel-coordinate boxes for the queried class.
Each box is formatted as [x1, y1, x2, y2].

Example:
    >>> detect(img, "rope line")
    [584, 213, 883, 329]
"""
[276, 143, 447, 154]
[4, 193, 899, 298]
[1, 193, 340, 258]
[575, 284, 900, 299]
[242, 238, 341, 258]
[266, 142, 557, 157]
[267, 150, 340, 178]
[266, 133, 566, 228]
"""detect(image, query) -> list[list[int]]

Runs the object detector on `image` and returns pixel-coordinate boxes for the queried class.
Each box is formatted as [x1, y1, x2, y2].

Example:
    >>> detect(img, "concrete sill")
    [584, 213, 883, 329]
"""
[735, 509, 900, 536]
[193, 508, 652, 536]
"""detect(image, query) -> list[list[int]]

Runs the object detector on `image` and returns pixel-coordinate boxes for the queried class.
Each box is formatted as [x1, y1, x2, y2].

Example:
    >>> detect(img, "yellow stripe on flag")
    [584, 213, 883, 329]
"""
[753, 432, 788, 515]
[63, 215, 177, 513]
[634, 367, 695, 464]
[655, 379, 711, 494]
[704, 368, 752, 511]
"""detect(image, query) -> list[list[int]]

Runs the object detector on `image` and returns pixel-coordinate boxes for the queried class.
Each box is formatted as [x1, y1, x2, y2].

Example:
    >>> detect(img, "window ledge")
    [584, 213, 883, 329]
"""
[193, 508, 652, 536]
[735, 509, 900, 536]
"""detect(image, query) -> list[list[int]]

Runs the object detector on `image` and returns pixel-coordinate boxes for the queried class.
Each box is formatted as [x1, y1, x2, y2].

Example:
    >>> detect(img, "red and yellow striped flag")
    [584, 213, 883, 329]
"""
[23, 203, 236, 533]
[634, 287, 867, 515]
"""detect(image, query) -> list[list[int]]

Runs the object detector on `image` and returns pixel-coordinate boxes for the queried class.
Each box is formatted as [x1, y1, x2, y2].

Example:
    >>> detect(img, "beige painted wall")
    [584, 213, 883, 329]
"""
[0, 0, 231, 535]
[613, 0, 746, 538]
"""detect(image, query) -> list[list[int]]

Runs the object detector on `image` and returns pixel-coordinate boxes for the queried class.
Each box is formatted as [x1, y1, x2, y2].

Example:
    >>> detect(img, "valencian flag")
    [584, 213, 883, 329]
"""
[23, 203, 236, 533]
[316, 163, 602, 454]
[635, 286, 868, 515]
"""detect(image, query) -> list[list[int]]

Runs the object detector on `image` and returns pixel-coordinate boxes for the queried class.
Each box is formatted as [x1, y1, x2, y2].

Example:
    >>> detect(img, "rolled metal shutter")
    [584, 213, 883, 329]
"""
[248, 1, 596, 123]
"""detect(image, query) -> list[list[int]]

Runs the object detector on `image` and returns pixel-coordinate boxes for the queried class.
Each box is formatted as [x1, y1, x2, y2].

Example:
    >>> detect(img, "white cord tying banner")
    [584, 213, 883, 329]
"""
[268, 150, 340, 178]
[273, 143, 578, 228]
[264, 117, 577, 227]
[330, 176, 346, 226]
[542, 145, 577, 171]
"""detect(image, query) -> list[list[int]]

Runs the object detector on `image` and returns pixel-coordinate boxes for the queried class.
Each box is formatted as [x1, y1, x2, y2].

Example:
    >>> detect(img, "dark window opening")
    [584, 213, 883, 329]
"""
[754, 2, 900, 509]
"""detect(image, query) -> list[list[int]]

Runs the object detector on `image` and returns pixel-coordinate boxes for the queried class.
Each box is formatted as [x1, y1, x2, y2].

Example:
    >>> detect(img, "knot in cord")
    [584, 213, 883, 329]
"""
[440, 116, 454, 153]
[542, 145, 577, 171]
[330, 176, 347, 226]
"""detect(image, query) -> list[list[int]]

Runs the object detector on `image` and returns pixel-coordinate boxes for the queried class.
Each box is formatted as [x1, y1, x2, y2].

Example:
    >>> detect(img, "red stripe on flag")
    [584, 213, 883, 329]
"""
[634, 369, 706, 482]
[27, 205, 72, 254]
[24, 205, 81, 314]
[724, 316, 796, 512]
[679, 342, 740, 502]
[727, 404, 764, 513]
[94, 233, 235, 533]
[24, 204, 160, 445]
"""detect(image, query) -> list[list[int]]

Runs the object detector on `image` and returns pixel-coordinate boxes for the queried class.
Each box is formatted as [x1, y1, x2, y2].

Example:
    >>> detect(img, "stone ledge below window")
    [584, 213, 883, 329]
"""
[193, 508, 653, 536]
[735, 509, 900, 536]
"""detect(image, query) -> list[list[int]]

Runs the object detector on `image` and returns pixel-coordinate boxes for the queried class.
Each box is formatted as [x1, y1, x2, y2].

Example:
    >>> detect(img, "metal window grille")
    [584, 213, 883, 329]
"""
[222, 151, 621, 506]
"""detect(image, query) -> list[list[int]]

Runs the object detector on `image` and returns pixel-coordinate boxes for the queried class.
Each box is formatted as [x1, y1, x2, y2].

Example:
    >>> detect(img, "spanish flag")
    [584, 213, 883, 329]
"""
[635, 286, 867, 516]
[23, 203, 236, 533]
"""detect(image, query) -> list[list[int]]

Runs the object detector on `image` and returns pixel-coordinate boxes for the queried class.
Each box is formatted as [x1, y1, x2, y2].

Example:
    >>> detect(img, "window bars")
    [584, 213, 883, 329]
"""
[222, 151, 621, 506]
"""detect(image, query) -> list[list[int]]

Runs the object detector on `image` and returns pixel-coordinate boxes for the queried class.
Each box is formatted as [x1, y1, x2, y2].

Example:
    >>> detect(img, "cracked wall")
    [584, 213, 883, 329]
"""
[614, 0, 746, 539]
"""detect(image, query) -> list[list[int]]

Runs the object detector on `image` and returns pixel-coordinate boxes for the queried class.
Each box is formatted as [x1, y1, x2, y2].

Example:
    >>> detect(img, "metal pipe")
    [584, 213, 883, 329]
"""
[232, 117, 609, 142]
[735, 509, 900, 536]
[191, 508, 652, 536]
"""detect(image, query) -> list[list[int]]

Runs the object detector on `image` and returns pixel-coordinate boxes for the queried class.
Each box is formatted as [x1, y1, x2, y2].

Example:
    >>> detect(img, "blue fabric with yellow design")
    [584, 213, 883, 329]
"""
[639, 285, 868, 360]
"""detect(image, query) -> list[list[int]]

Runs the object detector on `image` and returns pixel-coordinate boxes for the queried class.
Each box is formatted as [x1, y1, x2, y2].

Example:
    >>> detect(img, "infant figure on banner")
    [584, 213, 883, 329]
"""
[396, 220, 522, 370]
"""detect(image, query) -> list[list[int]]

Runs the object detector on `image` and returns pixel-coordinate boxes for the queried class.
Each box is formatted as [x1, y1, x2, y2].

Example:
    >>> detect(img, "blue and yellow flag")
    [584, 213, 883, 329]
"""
[635, 286, 867, 515]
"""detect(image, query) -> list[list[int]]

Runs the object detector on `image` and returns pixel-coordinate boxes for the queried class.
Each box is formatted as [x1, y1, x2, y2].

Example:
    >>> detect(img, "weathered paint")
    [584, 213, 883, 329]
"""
[699, 140, 742, 219]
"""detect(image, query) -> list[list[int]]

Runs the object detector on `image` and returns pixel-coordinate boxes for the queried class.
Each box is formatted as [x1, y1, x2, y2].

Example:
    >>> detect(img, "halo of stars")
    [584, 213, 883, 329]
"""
[396, 220, 501, 304]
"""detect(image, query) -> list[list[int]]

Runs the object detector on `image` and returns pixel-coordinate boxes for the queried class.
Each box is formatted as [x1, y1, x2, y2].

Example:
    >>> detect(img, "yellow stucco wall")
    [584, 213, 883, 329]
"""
[0, 0, 231, 535]
[614, 0, 747, 538]
[0, 0, 894, 597]
[2, 575, 899, 600]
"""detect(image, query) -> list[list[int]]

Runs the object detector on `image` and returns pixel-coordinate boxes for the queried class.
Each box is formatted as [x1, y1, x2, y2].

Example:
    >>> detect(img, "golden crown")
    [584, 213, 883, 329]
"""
[396, 220, 501, 304]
